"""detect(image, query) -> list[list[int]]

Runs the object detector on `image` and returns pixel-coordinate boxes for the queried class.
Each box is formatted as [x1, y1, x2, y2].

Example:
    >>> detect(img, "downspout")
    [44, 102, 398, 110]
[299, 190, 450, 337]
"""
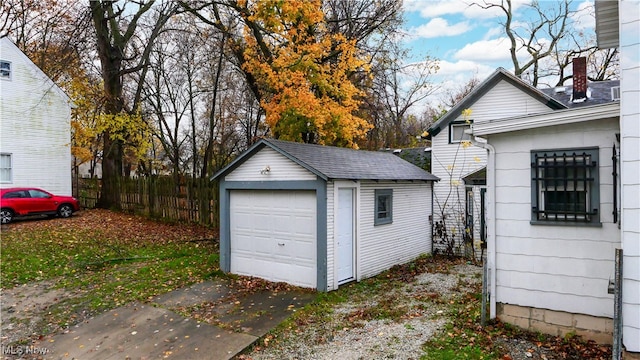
[471, 135, 497, 318]
[431, 180, 435, 255]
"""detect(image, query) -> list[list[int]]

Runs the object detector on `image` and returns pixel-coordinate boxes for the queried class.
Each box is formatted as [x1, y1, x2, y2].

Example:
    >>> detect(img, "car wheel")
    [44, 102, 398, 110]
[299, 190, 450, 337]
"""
[1, 209, 13, 224]
[58, 204, 73, 218]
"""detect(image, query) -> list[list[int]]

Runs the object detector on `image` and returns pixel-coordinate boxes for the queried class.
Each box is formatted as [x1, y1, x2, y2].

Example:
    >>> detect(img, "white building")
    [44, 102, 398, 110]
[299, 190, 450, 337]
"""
[0, 37, 73, 195]
[213, 139, 438, 291]
[595, 0, 640, 356]
[426, 68, 565, 258]
[474, 102, 620, 345]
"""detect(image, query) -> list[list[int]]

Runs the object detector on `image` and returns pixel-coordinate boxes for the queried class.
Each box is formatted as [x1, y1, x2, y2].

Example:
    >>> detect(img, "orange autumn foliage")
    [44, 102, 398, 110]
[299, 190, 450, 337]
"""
[241, 0, 371, 148]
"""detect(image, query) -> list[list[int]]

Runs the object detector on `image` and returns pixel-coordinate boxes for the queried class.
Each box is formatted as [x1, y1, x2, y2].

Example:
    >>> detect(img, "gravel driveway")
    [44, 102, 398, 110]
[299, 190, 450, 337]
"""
[244, 263, 482, 360]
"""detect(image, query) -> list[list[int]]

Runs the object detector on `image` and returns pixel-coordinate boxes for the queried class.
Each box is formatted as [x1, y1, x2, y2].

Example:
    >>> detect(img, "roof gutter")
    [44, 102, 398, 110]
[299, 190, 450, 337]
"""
[473, 102, 619, 136]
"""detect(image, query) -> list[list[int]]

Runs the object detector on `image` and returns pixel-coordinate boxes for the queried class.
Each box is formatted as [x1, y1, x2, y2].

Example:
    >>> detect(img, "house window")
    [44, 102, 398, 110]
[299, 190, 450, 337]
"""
[374, 189, 393, 225]
[0, 153, 11, 183]
[0, 61, 11, 80]
[449, 121, 472, 143]
[531, 148, 599, 225]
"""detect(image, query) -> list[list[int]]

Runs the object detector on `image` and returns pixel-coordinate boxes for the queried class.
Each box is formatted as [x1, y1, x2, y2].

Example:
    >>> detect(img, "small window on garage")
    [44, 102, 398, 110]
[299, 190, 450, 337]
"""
[375, 189, 393, 225]
[0, 153, 12, 183]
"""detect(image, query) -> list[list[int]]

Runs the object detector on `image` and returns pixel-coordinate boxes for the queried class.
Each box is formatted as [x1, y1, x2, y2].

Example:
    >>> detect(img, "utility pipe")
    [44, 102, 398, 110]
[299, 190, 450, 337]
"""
[471, 135, 497, 318]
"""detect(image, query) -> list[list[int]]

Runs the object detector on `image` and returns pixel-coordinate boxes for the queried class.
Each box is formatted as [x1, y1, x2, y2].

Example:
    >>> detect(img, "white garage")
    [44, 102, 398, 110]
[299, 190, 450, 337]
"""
[230, 190, 317, 288]
[213, 139, 438, 291]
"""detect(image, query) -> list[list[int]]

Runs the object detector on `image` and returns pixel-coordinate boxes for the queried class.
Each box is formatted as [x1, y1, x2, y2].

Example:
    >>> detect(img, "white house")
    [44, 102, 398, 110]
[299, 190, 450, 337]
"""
[473, 101, 620, 345]
[594, 0, 640, 357]
[213, 138, 438, 291]
[464, 1, 639, 354]
[0, 37, 73, 195]
[426, 68, 565, 258]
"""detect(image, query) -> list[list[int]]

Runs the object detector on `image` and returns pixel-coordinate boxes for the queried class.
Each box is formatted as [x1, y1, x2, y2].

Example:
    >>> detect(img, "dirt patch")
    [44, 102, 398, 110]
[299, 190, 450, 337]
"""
[0, 280, 79, 345]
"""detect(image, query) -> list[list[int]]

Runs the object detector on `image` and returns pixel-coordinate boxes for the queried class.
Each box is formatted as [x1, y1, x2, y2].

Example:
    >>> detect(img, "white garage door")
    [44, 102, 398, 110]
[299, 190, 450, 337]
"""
[230, 190, 317, 288]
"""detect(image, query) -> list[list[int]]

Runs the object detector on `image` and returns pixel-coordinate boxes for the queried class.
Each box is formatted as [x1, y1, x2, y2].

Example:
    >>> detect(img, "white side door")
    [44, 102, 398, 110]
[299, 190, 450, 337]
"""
[337, 188, 355, 284]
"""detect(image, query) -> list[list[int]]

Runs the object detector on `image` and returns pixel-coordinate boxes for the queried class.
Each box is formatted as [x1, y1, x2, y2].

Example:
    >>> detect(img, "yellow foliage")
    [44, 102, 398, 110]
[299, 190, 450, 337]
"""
[68, 72, 102, 165]
[461, 108, 473, 123]
[242, 0, 371, 148]
[96, 110, 152, 161]
[68, 73, 151, 166]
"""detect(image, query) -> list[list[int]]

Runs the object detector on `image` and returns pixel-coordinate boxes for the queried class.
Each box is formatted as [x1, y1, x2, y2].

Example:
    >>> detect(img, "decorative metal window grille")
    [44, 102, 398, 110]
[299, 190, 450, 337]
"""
[531, 148, 599, 223]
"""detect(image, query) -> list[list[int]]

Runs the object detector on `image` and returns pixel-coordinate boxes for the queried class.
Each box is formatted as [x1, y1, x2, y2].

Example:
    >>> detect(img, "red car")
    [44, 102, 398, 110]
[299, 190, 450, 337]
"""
[0, 187, 80, 224]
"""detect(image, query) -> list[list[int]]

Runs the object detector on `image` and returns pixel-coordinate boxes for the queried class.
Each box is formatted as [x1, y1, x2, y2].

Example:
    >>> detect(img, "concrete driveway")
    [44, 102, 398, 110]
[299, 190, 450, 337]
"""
[33, 279, 315, 360]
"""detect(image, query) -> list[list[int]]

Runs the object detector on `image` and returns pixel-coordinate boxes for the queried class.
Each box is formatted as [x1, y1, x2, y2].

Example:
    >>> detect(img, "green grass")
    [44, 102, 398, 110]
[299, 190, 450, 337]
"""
[1, 216, 220, 333]
[421, 274, 498, 360]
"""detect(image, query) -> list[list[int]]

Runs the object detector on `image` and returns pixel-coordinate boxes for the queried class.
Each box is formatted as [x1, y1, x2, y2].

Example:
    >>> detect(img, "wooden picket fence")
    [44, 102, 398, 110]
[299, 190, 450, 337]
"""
[74, 176, 219, 227]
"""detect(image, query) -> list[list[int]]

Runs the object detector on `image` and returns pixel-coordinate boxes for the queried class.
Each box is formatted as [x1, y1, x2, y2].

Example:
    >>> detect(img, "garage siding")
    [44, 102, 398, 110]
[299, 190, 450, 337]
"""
[225, 147, 317, 181]
[358, 181, 432, 279]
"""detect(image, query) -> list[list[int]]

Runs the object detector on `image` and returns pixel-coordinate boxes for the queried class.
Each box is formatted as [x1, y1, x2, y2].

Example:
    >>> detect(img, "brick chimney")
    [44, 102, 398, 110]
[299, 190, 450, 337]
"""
[572, 57, 587, 102]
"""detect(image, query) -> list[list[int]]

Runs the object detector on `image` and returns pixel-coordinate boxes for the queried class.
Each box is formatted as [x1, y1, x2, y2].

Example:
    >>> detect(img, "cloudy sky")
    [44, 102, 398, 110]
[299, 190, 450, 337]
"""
[401, 0, 596, 103]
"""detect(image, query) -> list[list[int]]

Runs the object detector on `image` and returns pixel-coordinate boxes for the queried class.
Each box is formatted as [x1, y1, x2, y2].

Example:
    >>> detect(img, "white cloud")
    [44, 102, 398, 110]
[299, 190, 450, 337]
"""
[453, 36, 554, 69]
[420, 60, 495, 108]
[453, 37, 513, 61]
[571, 0, 595, 30]
[404, 0, 466, 17]
[459, 2, 506, 19]
[435, 59, 494, 77]
[406, 0, 532, 19]
[410, 18, 472, 39]
[483, 25, 503, 40]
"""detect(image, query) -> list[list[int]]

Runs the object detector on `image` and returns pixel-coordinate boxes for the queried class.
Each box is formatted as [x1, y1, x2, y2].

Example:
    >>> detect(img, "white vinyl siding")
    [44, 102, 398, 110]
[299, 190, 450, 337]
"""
[619, 2, 640, 351]
[489, 118, 619, 319]
[467, 81, 553, 121]
[358, 181, 432, 280]
[431, 127, 486, 256]
[224, 147, 317, 182]
[0, 38, 71, 195]
[431, 79, 553, 256]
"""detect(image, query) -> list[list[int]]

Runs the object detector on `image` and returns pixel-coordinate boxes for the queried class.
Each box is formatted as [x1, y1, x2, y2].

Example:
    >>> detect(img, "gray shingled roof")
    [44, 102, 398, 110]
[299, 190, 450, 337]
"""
[539, 80, 620, 108]
[214, 139, 439, 182]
